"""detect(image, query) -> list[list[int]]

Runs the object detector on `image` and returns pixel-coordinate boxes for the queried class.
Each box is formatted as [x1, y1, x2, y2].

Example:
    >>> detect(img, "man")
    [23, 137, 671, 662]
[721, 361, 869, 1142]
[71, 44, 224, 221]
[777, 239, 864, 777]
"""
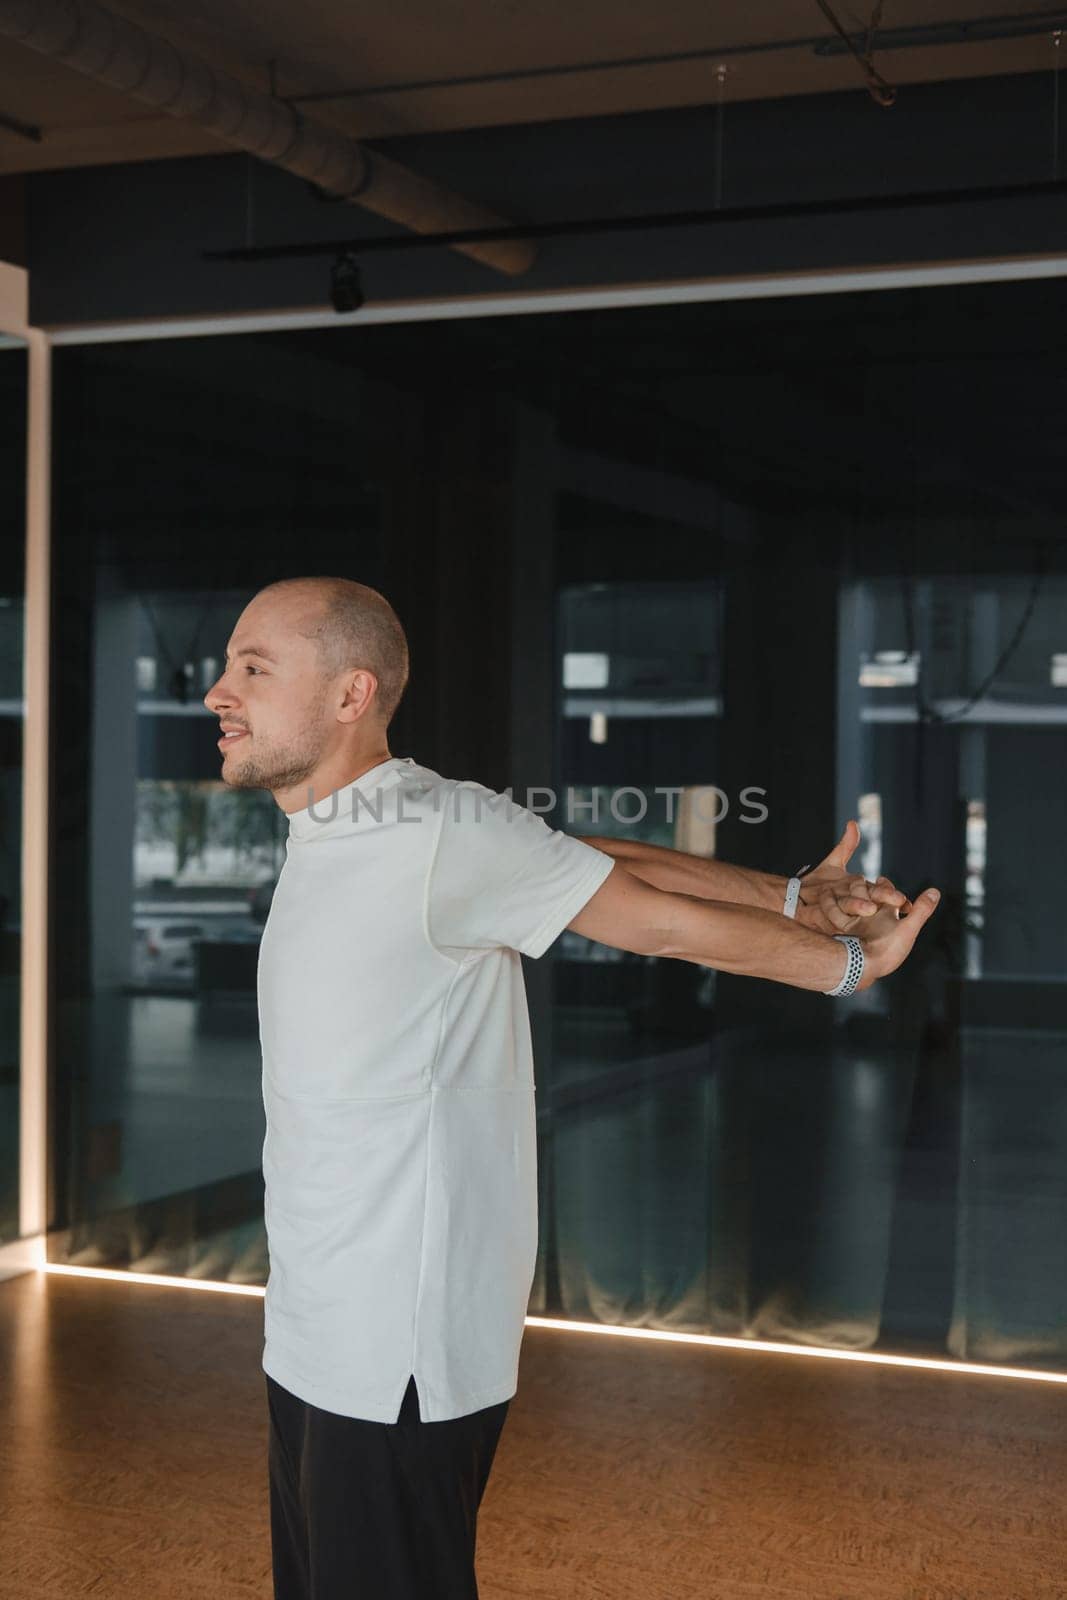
[203, 575, 939, 1600]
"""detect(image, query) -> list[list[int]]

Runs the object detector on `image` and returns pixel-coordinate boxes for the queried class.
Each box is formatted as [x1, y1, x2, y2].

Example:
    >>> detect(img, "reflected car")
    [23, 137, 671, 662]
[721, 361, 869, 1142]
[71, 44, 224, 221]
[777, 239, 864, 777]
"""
[132, 919, 206, 982]
[132, 915, 263, 987]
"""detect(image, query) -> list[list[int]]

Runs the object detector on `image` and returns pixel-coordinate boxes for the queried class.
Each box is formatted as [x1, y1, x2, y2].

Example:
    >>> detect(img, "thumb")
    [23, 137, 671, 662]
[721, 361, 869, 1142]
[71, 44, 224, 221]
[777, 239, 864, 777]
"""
[891, 887, 941, 959]
[823, 818, 860, 871]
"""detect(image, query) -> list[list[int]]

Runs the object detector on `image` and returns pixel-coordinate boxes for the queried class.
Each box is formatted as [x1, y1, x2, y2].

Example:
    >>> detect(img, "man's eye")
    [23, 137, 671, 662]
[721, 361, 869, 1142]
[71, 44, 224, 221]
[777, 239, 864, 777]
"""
[245, 665, 262, 675]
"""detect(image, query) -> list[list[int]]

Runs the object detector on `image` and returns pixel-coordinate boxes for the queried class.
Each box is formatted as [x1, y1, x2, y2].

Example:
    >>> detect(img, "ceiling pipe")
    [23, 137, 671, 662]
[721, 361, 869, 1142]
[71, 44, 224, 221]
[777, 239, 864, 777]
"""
[0, 0, 535, 276]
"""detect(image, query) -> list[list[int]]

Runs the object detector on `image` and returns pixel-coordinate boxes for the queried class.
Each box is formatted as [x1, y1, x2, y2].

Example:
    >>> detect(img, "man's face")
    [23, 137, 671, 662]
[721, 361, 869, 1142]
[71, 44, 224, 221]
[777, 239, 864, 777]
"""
[202, 590, 335, 795]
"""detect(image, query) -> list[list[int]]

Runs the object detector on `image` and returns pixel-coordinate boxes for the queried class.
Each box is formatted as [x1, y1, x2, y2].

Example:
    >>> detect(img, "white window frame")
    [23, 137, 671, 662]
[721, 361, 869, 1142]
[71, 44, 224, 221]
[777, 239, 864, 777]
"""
[0, 262, 49, 1276]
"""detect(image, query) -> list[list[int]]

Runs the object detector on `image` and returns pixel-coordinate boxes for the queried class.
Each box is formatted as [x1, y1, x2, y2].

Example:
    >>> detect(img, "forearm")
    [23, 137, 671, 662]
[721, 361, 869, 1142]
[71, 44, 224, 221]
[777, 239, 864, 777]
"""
[578, 834, 787, 914]
[658, 893, 852, 993]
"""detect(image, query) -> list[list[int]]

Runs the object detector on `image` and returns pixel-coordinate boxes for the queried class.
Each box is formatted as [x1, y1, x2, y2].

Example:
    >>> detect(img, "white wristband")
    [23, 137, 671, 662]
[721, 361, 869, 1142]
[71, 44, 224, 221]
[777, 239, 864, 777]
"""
[783, 862, 811, 920]
[824, 934, 865, 997]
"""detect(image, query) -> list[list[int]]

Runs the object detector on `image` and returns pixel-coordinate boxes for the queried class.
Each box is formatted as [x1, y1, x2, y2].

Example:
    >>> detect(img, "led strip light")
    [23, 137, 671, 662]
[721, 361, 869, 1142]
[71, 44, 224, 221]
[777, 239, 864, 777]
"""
[41, 1265, 1067, 1385]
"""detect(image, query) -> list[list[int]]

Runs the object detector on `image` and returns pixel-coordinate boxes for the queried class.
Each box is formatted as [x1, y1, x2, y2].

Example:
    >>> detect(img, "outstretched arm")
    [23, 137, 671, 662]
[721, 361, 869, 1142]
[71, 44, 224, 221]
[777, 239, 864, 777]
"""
[566, 862, 940, 994]
[577, 819, 911, 936]
[576, 831, 787, 912]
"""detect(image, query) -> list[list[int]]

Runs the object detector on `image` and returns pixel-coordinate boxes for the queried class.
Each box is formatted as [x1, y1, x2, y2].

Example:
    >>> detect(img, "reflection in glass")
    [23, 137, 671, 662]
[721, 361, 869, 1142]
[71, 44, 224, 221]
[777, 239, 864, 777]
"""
[48, 285, 1067, 1374]
[0, 336, 26, 1246]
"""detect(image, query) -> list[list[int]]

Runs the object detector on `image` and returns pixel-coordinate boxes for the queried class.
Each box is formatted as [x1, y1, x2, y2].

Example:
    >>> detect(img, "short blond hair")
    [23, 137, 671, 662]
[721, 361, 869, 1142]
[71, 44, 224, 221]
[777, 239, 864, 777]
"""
[261, 576, 409, 727]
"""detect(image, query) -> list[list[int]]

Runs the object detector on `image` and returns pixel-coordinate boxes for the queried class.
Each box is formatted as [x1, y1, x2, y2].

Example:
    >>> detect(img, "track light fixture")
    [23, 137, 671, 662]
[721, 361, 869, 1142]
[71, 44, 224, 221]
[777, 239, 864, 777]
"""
[330, 250, 364, 313]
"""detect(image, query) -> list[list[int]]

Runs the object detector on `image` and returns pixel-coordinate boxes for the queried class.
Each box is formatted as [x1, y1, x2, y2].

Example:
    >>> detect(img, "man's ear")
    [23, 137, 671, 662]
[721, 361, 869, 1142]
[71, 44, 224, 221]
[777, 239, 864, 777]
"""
[336, 668, 379, 723]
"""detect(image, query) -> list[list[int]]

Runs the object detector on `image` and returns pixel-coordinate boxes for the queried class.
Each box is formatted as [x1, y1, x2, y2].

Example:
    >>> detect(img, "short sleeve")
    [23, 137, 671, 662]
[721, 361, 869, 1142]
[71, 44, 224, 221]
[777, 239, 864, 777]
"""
[426, 782, 616, 960]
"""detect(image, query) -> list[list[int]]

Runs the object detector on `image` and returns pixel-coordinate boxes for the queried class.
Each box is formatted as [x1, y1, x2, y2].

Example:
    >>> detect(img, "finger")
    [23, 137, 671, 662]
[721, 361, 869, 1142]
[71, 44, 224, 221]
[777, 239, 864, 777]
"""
[884, 888, 941, 968]
[842, 875, 879, 902]
[840, 896, 879, 917]
[823, 819, 861, 872]
[902, 887, 941, 938]
[819, 891, 855, 932]
[869, 881, 908, 908]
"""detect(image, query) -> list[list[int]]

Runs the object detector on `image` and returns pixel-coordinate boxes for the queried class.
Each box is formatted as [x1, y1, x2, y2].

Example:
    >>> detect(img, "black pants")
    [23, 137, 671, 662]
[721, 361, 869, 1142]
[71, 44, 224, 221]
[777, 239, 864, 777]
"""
[266, 1371, 511, 1599]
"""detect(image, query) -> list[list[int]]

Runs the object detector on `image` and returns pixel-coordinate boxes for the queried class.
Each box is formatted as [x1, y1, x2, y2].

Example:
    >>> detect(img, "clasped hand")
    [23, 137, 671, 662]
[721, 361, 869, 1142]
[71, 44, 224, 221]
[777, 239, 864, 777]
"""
[793, 820, 913, 936]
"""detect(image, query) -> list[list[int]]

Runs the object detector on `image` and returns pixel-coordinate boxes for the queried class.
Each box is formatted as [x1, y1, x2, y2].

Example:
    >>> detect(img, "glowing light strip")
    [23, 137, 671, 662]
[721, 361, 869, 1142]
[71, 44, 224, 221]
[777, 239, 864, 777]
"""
[44, 1264, 265, 1296]
[41, 1266, 1067, 1384]
[524, 1316, 1067, 1384]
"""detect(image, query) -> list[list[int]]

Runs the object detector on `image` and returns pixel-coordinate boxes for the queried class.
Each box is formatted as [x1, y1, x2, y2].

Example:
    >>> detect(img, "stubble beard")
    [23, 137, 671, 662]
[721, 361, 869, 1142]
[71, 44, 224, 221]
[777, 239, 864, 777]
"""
[222, 704, 331, 794]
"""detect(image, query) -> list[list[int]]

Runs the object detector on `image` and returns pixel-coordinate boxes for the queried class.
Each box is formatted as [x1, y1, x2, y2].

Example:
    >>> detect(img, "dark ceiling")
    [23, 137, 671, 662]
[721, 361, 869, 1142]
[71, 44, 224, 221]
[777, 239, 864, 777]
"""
[2, 1, 1066, 175]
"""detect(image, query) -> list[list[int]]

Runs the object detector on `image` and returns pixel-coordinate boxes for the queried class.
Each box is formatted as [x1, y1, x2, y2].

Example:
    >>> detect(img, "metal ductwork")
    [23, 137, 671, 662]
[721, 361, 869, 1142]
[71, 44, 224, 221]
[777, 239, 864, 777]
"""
[0, 0, 535, 276]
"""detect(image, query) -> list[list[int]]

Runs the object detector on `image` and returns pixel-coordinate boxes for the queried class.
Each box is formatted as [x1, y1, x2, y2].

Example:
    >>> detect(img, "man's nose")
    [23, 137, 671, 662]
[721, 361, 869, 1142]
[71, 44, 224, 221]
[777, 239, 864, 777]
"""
[204, 674, 236, 713]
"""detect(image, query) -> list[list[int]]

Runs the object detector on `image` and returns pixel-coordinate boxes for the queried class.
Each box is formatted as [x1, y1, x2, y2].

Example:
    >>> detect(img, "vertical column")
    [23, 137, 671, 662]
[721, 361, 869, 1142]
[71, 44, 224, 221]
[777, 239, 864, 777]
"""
[89, 597, 139, 992]
[18, 319, 49, 1257]
[380, 380, 518, 786]
[835, 574, 868, 862]
[716, 508, 843, 1036]
[506, 405, 560, 1312]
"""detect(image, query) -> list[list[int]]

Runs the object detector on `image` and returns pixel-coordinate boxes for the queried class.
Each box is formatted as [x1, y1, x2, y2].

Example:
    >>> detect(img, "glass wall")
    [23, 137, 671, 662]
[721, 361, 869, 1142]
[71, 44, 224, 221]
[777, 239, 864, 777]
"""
[50, 276, 1067, 1369]
[0, 336, 26, 1246]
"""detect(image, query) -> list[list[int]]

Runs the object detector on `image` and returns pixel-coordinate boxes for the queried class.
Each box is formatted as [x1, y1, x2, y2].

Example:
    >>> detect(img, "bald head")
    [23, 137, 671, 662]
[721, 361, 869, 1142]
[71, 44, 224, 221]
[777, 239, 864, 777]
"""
[257, 576, 409, 727]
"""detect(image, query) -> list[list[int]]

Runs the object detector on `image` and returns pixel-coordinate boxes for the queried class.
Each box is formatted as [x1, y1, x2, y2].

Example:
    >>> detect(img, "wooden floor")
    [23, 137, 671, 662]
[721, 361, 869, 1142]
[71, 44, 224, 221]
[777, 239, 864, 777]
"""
[2, 1272, 1066, 1599]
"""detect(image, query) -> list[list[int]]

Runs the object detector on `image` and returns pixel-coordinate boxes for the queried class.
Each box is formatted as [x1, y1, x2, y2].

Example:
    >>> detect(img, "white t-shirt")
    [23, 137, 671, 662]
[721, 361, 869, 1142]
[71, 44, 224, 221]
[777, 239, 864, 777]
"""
[256, 755, 615, 1422]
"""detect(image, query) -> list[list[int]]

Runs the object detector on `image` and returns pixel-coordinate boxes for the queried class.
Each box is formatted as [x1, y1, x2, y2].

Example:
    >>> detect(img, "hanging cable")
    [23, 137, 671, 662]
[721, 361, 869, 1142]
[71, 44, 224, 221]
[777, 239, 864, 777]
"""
[902, 546, 1047, 726]
[813, 0, 898, 106]
[712, 63, 729, 210]
[1054, 29, 1063, 180]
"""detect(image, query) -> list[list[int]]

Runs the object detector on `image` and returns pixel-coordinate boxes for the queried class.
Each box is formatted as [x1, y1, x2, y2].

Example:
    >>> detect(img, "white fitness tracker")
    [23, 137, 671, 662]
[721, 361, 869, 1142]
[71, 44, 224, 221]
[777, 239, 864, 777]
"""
[783, 862, 811, 920]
